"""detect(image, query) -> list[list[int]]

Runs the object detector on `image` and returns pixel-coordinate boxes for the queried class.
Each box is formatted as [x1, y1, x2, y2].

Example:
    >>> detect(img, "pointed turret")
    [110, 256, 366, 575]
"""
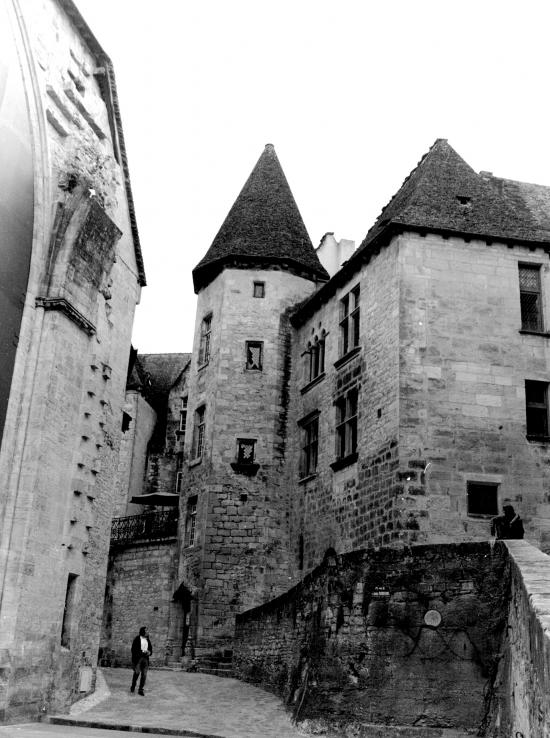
[357, 138, 550, 257]
[192, 144, 329, 292]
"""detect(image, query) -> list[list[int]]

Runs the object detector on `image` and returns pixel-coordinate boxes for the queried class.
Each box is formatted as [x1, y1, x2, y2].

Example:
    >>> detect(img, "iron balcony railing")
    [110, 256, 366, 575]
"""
[111, 509, 179, 546]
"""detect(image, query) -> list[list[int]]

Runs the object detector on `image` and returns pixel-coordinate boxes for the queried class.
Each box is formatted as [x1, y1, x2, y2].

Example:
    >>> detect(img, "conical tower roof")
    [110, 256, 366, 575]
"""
[192, 144, 329, 292]
[357, 138, 550, 256]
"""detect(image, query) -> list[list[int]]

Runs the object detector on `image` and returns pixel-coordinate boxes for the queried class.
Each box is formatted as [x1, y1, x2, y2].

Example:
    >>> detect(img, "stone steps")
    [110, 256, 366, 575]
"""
[308, 722, 474, 738]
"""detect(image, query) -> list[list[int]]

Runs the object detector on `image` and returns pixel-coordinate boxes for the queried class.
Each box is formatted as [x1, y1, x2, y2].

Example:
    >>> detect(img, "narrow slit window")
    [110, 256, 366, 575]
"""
[336, 388, 358, 459]
[198, 315, 212, 366]
[340, 285, 360, 356]
[185, 496, 198, 546]
[61, 573, 78, 648]
[191, 405, 206, 459]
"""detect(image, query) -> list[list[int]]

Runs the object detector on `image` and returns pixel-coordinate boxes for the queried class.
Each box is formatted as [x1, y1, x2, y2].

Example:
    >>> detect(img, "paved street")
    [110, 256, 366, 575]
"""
[46, 668, 304, 738]
[0, 726, 172, 738]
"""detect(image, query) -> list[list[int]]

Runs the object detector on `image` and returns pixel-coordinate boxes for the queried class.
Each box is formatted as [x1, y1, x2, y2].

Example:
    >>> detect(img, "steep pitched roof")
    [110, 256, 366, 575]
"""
[192, 144, 329, 292]
[138, 353, 191, 393]
[292, 139, 550, 325]
[358, 138, 550, 253]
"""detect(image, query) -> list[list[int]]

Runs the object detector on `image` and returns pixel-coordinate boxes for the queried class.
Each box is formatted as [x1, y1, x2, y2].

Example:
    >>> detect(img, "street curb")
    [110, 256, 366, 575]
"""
[45, 715, 226, 738]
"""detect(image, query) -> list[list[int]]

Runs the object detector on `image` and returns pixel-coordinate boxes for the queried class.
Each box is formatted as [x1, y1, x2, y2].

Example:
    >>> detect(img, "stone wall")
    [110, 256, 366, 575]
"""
[486, 541, 550, 738]
[234, 542, 509, 733]
[100, 541, 180, 668]
[397, 233, 550, 549]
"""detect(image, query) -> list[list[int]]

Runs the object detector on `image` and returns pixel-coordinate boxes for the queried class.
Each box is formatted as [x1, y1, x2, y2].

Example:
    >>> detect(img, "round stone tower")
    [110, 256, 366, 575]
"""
[180, 144, 328, 656]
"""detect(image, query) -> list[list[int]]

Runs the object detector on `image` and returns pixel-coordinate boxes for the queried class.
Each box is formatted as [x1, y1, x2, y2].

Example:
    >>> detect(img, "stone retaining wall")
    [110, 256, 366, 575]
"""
[234, 542, 509, 733]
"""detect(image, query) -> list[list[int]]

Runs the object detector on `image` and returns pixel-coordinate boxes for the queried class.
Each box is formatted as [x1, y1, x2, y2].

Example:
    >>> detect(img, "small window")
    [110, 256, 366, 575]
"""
[198, 315, 212, 366]
[121, 411, 131, 433]
[246, 341, 263, 371]
[237, 438, 256, 464]
[253, 281, 265, 298]
[519, 264, 543, 332]
[340, 285, 360, 356]
[308, 337, 325, 382]
[336, 388, 358, 459]
[178, 396, 188, 435]
[300, 414, 319, 477]
[191, 405, 206, 459]
[175, 454, 183, 494]
[61, 573, 78, 648]
[526, 380, 549, 438]
[185, 496, 198, 546]
[467, 482, 498, 517]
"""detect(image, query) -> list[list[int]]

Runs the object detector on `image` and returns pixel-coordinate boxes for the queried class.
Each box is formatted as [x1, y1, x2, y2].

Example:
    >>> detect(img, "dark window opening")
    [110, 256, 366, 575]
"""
[185, 496, 198, 546]
[298, 534, 304, 570]
[519, 264, 543, 332]
[191, 405, 206, 459]
[526, 380, 549, 438]
[178, 396, 188, 435]
[336, 388, 358, 459]
[121, 412, 131, 433]
[61, 573, 78, 648]
[199, 315, 212, 366]
[340, 285, 360, 356]
[253, 281, 265, 298]
[237, 438, 256, 464]
[309, 338, 325, 381]
[300, 415, 319, 477]
[246, 341, 263, 371]
[467, 482, 498, 517]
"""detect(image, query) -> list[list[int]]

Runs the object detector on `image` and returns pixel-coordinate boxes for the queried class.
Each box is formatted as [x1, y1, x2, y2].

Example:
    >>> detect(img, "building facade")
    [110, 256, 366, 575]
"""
[0, 0, 144, 719]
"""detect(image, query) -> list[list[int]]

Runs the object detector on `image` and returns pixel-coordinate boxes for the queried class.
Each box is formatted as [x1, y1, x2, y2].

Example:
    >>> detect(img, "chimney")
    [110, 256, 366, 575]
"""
[316, 233, 355, 278]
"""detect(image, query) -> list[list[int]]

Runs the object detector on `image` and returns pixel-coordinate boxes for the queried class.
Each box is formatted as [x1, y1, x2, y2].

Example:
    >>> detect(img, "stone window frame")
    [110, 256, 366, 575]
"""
[525, 379, 550, 441]
[231, 437, 259, 476]
[185, 495, 198, 547]
[177, 396, 188, 436]
[198, 313, 212, 368]
[253, 281, 265, 298]
[298, 411, 320, 480]
[245, 340, 263, 371]
[331, 387, 358, 470]
[190, 404, 206, 461]
[339, 284, 360, 358]
[61, 573, 79, 649]
[175, 453, 184, 494]
[519, 262, 544, 333]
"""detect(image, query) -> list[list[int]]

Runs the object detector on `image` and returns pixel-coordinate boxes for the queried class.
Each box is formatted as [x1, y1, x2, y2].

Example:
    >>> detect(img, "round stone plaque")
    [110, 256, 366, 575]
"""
[424, 609, 442, 627]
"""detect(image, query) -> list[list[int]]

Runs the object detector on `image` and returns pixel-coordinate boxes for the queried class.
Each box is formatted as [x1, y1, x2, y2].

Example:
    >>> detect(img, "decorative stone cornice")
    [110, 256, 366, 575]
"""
[35, 297, 96, 336]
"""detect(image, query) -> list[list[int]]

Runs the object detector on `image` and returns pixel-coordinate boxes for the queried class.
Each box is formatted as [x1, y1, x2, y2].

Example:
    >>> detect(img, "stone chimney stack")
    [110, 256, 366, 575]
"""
[315, 233, 355, 278]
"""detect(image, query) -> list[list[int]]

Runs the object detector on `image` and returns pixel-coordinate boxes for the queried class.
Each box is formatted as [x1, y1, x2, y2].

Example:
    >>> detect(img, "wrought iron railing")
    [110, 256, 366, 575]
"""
[111, 509, 179, 546]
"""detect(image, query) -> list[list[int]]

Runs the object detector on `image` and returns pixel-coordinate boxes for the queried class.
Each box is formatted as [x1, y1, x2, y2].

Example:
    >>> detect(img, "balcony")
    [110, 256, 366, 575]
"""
[110, 509, 179, 547]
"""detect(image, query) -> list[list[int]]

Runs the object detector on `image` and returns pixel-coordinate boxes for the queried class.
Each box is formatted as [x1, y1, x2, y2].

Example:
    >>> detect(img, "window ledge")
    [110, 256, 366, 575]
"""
[334, 346, 361, 370]
[467, 513, 496, 519]
[300, 373, 326, 395]
[519, 329, 550, 338]
[230, 462, 260, 476]
[188, 457, 202, 468]
[298, 473, 318, 485]
[526, 435, 550, 443]
[330, 452, 358, 472]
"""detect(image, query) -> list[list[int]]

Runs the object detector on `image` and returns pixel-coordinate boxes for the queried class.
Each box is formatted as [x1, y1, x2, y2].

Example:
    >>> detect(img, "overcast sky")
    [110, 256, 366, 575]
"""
[75, 0, 550, 354]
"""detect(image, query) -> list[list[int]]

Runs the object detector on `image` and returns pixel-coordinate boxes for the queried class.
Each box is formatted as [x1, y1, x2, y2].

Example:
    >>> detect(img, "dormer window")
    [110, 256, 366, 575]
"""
[456, 195, 471, 206]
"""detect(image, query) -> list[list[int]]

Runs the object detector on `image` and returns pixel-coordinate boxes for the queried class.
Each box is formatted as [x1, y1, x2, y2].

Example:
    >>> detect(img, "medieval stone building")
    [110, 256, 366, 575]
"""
[0, 0, 144, 720]
[103, 139, 550, 673]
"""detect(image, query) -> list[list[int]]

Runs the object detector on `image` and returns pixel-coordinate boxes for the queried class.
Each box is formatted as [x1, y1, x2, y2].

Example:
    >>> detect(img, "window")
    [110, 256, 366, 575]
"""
[236, 438, 256, 465]
[340, 285, 360, 356]
[185, 496, 198, 546]
[61, 573, 78, 648]
[191, 405, 206, 459]
[121, 411, 131, 433]
[336, 388, 358, 460]
[246, 341, 263, 370]
[253, 281, 265, 298]
[467, 482, 498, 517]
[300, 414, 319, 477]
[308, 337, 325, 382]
[526, 380, 549, 438]
[198, 315, 212, 366]
[175, 454, 183, 494]
[519, 264, 543, 332]
[178, 396, 188, 436]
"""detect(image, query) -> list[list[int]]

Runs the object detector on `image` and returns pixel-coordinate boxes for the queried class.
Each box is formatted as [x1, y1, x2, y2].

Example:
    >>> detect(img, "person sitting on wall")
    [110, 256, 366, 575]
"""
[130, 626, 153, 696]
[490, 504, 524, 540]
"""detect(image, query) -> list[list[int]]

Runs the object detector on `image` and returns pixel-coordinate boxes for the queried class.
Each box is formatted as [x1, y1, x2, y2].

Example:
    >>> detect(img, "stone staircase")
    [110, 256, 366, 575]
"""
[194, 648, 234, 678]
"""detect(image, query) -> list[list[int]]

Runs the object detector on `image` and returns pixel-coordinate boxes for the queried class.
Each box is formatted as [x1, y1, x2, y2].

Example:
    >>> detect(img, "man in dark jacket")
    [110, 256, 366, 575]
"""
[131, 626, 152, 696]
[491, 504, 524, 540]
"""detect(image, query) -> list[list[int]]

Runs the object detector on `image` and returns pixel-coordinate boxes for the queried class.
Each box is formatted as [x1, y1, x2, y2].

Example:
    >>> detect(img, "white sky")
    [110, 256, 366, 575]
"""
[75, 0, 550, 354]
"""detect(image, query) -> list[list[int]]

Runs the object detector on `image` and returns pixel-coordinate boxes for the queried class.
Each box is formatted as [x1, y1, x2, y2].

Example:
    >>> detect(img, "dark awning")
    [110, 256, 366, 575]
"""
[130, 492, 179, 506]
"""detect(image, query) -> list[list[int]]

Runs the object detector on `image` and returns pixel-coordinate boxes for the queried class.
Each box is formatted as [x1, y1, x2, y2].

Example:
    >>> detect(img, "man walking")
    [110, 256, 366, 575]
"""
[131, 626, 152, 696]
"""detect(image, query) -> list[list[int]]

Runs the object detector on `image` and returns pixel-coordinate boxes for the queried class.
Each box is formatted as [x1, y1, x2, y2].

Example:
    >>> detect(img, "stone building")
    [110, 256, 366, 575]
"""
[104, 139, 550, 672]
[0, 0, 144, 720]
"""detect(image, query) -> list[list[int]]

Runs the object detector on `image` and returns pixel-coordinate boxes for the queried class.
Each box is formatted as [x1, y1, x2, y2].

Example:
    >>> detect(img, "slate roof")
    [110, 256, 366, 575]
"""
[192, 144, 329, 292]
[137, 353, 191, 393]
[358, 138, 550, 253]
[292, 138, 550, 325]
